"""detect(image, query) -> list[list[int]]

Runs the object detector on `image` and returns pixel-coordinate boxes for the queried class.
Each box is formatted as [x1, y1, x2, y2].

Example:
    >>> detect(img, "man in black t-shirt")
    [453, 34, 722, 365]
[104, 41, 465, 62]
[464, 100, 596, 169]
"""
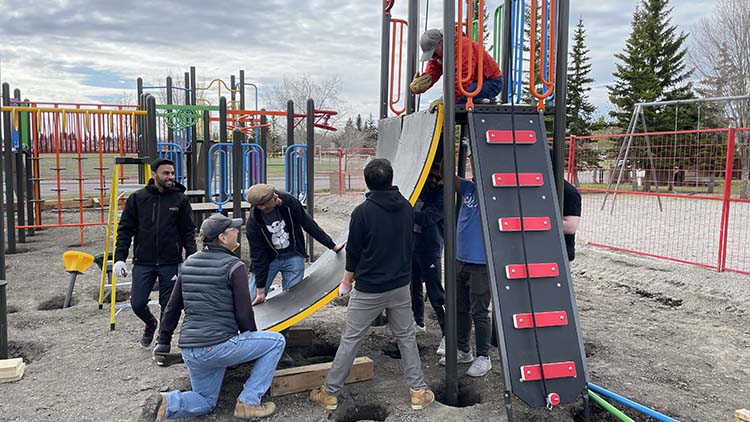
[562, 180, 582, 261]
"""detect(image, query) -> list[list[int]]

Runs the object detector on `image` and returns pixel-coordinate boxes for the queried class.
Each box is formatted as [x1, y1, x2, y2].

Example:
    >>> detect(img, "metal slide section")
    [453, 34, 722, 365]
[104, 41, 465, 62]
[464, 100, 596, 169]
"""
[254, 107, 443, 331]
[467, 110, 588, 407]
[375, 115, 403, 162]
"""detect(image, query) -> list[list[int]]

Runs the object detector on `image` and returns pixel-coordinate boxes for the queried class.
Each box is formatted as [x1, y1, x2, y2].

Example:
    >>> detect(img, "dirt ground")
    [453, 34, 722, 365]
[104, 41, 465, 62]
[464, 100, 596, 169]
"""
[0, 193, 748, 422]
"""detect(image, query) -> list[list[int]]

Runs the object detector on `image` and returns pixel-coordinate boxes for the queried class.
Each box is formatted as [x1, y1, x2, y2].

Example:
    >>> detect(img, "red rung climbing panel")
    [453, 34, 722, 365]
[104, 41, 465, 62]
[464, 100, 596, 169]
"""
[492, 173, 544, 187]
[513, 311, 568, 329]
[505, 263, 559, 279]
[520, 361, 577, 382]
[486, 130, 537, 144]
[499, 217, 551, 232]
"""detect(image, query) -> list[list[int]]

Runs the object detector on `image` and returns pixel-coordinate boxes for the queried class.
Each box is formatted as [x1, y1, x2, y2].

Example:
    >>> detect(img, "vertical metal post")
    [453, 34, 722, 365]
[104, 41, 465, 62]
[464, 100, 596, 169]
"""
[500, 0, 512, 103]
[260, 110, 268, 182]
[166, 76, 174, 145]
[718, 128, 736, 272]
[441, 1, 458, 407]
[201, 110, 210, 201]
[0, 280, 7, 359]
[287, 100, 295, 148]
[23, 101, 34, 236]
[2, 83, 16, 254]
[379, 0, 392, 119]
[146, 95, 158, 162]
[13, 89, 25, 244]
[552, 0, 571, 213]
[0, 84, 9, 269]
[239, 70, 246, 114]
[232, 128, 243, 258]
[230, 75, 236, 106]
[405, 0, 419, 114]
[306, 99, 315, 260]
[184, 71, 193, 190]
[190, 67, 198, 190]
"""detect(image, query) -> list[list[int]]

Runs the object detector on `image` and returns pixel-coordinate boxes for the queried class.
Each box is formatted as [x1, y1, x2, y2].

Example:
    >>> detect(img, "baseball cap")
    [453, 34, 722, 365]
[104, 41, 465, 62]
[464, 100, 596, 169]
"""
[420, 29, 443, 61]
[246, 183, 276, 205]
[200, 214, 242, 240]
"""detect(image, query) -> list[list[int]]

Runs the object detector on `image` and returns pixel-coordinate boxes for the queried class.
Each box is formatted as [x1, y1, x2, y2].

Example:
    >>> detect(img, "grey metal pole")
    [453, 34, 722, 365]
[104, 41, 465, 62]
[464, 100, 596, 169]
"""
[146, 95, 158, 162]
[287, 100, 295, 148]
[190, 67, 198, 190]
[552, 0, 571, 213]
[0, 280, 7, 359]
[166, 76, 174, 145]
[184, 71, 193, 190]
[442, 0, 458, 407]
[501, 0, 512, 103]
[379, 0, 391, 119]
[405, 0, 419, 114]
[260, 110, 268, 182]
[239, 70, 246, 115]
[13, 89, 25, 244]
[0, 85, 8, 272]
[306, 99, 315, 260]
[2, 83, 16, 254]
[232, 128, 243, 258]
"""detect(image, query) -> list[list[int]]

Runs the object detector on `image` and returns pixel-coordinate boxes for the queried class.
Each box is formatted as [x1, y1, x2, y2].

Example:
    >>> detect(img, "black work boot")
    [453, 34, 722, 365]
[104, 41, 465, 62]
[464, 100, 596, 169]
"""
[141, 319, 158, 348]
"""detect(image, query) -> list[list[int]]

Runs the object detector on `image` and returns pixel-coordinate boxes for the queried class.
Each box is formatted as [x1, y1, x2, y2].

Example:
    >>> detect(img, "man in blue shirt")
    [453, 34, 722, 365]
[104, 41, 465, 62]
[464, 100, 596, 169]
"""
[438, 176, 492, 378]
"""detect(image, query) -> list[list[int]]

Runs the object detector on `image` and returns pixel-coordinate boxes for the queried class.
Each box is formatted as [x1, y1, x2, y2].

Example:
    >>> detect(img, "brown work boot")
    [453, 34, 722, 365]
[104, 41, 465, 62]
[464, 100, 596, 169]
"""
[409, 388, 435, 410]
[310, 386, 338, 410]
[233, 400, 276, 419]
[154, 392, 167, 422]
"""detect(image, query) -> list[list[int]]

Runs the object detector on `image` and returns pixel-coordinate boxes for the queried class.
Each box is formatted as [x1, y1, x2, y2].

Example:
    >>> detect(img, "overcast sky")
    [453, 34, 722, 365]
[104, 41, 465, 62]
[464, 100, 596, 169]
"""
[0, 0, 711, 124]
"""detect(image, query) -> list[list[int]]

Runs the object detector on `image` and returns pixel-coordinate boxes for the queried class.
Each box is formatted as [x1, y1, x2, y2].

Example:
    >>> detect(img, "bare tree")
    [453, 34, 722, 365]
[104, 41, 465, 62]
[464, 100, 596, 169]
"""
[263, 75, 347, 145]
[691, 0, 750, 197]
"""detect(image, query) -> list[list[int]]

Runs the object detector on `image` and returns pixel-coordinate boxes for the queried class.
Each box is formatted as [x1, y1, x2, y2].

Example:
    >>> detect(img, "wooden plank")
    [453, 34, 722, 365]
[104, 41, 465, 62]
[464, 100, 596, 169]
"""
[286, 327, 314, 348]
[0, 359, 25, 383]
[270, 356, 373, 397]
[737, 409, 750, 422]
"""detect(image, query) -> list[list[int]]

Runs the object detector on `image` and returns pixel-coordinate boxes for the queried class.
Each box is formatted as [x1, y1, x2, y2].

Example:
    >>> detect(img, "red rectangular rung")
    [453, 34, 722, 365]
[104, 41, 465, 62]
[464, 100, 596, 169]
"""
[513, 311, 568, 329]
[520, 361, 577, 382]
[486, 130, 537, 144]
[499, 217, 551, 232]
[505, 263, 559, 279]
[492, 173, 544, 187]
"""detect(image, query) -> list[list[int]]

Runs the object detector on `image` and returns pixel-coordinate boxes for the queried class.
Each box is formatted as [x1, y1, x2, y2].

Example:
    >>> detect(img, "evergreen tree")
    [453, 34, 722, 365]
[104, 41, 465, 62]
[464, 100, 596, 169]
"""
[608, 0, 694, 132]
[566, 18, 595, 136]
[355, 114, 363, 132]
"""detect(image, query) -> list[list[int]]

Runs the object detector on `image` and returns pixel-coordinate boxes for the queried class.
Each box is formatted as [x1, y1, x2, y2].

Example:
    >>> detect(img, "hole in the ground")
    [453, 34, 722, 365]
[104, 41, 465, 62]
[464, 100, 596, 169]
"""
[336, 403, 389, 422]
[7, 304, 20, 314]
[570, 399, 655, 422]
[381, 341, 428, 360]
[432, 380, 482, 408]
[281, 336, 339, 368]
[7, 340, 45, 364]
[90, 288, 130, 303]
[37, 294, 76, 310]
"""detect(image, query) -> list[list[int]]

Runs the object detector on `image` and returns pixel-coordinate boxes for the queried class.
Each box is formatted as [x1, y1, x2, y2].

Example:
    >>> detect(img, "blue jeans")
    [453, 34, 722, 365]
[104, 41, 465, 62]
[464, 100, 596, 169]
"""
[164, 330, 285, 419]
[249, 252, 305, 301]
[457, 76, 504, 105]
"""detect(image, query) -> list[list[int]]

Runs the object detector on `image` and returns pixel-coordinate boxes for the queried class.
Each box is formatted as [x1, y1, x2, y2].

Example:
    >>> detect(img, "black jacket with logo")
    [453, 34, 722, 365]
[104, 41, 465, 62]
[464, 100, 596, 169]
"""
[346, 187, 414, 293]
[114, 179, 197, 265]
[246, 190, 336, 288]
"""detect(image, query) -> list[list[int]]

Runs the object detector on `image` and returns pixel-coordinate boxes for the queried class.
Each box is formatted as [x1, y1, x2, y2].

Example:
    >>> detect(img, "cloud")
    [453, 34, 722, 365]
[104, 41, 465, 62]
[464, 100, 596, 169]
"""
[0, 0, 710, 122]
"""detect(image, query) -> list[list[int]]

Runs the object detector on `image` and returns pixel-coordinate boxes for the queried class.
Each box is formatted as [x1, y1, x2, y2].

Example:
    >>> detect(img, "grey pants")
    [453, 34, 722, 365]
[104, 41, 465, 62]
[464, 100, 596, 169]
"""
[457, 261, 492, 357]
[324, 284, 428, 395]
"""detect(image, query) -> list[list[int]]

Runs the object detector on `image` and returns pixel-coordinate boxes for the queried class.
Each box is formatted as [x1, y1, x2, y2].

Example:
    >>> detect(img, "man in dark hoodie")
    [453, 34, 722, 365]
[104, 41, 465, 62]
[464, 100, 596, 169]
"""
[311, 158, 434, 411]
[113, 158, 197, 348]
[245, 184, 345, 305]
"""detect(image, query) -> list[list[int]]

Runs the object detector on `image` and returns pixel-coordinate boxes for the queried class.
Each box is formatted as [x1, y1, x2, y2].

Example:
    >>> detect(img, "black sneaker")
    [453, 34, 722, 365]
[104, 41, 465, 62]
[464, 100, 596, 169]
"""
[141, 321, 157, 348]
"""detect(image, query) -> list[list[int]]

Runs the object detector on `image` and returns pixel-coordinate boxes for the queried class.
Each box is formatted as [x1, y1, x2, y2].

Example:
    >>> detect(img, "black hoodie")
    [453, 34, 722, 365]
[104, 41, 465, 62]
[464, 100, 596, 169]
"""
[346, 186, 414, 293]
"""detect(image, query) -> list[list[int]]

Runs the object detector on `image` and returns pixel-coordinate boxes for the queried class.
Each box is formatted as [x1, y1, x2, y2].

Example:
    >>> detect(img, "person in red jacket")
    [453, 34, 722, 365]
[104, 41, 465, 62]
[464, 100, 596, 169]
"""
[410, 28, 503, 105]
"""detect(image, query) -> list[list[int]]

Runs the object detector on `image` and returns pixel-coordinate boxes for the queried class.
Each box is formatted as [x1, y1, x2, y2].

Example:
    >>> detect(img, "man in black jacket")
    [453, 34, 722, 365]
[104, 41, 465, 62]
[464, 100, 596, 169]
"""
[244, 184, 344, 305]
[311, 158, 434, 411]
[113, 158, 197, 348]
[151, 214, 284, 421]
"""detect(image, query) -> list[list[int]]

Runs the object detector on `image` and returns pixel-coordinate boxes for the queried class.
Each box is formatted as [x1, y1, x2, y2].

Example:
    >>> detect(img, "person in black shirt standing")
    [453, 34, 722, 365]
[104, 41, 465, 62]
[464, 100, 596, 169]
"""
[562, 180, 582, 261]
[113, 158, 197, 348]
[310, 158, 434, 411]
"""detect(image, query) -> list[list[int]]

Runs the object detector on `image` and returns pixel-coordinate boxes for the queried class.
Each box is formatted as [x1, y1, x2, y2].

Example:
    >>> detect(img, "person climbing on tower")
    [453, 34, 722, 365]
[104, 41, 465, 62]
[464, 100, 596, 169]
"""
[410, 28, 504, 107]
